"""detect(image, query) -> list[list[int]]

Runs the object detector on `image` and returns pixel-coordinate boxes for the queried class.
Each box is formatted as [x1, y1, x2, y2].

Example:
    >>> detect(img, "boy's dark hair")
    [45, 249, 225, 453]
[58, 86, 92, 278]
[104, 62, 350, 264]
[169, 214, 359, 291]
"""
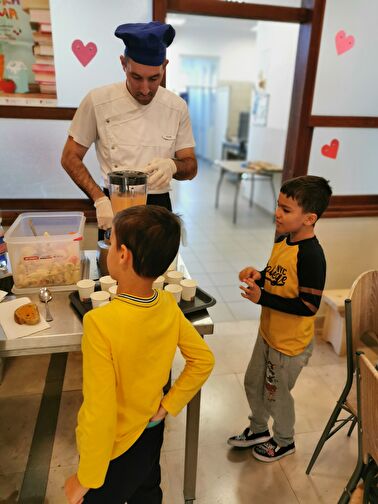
[113, 205, 182, 278]
[280, 175, 332, 218]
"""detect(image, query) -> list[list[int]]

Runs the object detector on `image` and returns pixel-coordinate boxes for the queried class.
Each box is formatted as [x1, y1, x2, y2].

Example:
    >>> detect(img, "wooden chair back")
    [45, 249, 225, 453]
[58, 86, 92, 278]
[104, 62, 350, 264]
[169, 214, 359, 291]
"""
[358, 353, 378, 465]
[348, 270, 378, 366]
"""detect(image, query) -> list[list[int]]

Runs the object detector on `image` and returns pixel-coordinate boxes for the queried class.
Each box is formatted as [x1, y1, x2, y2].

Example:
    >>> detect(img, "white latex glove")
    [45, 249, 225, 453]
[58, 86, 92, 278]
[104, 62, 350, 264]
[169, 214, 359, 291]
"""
[94, 196, 114, 230]
[144, 158, 177, 190]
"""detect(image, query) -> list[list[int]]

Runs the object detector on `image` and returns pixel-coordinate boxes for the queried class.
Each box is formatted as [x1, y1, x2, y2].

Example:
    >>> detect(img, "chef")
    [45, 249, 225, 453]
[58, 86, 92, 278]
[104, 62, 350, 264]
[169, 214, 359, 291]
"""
[61, 21, 197, 231]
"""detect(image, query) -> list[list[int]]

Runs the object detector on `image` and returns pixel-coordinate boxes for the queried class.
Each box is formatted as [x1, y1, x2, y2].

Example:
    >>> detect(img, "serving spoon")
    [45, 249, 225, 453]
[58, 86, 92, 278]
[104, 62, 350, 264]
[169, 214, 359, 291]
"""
[39, 287, 53, 322]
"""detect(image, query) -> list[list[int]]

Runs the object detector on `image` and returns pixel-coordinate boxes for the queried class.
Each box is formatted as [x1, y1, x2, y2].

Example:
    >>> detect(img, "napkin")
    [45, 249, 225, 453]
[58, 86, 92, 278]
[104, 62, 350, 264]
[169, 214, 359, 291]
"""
[0, 297, 50, 339]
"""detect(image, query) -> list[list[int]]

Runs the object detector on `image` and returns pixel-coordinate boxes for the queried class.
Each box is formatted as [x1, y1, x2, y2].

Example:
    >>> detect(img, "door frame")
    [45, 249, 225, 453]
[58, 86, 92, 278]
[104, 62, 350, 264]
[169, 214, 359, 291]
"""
[155, 0, 378, 217]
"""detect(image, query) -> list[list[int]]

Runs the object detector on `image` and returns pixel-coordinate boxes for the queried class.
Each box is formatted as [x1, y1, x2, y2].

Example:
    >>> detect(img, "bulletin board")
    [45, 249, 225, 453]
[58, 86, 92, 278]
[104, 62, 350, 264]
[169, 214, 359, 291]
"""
[0, 0, 152, 108]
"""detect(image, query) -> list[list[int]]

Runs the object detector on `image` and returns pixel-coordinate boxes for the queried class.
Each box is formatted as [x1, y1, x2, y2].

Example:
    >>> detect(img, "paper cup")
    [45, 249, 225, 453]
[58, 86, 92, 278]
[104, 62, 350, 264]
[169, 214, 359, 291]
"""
[90, 290, 110, 308]
[100, 275, 117, 292]
[152, 275, 165, 290]
[166, 270, 184, 285]
[163, 260, 177, 281]
[180, 279, 197, 301]
[164, 283, 182, 303]
[77, 279, 95, 302]
[108, 284, 118, 300]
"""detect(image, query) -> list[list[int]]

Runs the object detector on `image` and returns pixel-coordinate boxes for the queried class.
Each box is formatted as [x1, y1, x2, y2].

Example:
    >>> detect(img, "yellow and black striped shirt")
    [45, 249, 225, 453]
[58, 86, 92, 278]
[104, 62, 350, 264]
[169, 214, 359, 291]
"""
[257, 235, 326, 356]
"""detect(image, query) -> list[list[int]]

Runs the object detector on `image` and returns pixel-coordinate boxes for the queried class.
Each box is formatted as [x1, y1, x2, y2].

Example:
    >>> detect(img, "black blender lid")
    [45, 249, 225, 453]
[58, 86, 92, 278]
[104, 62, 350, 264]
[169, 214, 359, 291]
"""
[108, 170, 147, 186]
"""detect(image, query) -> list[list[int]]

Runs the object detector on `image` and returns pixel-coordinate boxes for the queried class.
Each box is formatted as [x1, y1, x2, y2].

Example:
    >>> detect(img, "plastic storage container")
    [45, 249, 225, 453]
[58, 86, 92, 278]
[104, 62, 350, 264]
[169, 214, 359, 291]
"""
[4, 212, 85, 289]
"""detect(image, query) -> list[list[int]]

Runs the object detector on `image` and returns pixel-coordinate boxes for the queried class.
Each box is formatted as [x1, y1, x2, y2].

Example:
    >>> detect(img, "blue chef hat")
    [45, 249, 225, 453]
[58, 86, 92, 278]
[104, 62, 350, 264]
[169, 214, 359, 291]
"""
[114, 21, 175, 66]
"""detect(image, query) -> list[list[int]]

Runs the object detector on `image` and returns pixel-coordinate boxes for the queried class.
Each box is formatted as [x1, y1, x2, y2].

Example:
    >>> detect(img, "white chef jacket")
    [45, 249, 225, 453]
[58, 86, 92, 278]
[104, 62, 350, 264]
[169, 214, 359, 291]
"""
[68, 82, 195, 194]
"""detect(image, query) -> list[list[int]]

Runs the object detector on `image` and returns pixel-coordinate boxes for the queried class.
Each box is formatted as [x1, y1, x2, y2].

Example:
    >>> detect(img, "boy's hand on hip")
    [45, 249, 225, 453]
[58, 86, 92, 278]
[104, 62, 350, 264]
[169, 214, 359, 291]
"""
[239, 266, 261, 282]
[240, 278, 261, 304]
[150, 405, 168, 422]
[64, 473, 89, 504]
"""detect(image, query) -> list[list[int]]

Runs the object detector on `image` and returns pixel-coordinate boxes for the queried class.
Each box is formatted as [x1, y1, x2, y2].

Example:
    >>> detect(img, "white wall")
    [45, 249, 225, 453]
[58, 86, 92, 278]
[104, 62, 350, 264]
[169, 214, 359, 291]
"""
[0, 119, 101, 199]
[308, 0, 378, 195]
[167, 18, 257, 93]
[52, 0, 152, 107]
[0, 0, 152, 200]
[245, 22, 299, 213]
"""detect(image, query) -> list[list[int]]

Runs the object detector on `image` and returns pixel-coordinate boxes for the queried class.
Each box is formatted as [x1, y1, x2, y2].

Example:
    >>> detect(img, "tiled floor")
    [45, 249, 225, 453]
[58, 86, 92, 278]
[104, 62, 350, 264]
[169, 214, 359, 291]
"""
[0, 162, 358, 503]
[172, 161, 276, 323]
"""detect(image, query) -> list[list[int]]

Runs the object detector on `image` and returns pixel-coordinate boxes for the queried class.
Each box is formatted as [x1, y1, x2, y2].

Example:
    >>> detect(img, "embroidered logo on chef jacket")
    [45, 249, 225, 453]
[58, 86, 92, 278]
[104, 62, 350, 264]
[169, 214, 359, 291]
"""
[162, 134, 176, 140]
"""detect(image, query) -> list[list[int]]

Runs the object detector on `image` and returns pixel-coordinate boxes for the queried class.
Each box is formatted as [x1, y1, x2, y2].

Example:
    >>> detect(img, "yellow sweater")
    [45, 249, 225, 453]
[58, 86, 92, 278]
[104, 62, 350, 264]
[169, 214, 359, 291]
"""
[76, 290, 215, 488]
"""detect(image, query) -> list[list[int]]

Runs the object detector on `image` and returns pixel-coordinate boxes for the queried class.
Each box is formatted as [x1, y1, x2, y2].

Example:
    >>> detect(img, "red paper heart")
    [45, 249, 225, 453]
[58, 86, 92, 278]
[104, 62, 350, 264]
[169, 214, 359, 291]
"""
[71, 39, 97, 67]
[321, 139, 339, 159]
[335, 30, 355, 55]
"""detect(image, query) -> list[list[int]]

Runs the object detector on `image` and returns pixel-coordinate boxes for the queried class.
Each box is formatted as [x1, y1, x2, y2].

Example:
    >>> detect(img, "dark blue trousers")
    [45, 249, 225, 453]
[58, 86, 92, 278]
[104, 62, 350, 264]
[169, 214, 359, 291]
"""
[83, 421, 164, 504]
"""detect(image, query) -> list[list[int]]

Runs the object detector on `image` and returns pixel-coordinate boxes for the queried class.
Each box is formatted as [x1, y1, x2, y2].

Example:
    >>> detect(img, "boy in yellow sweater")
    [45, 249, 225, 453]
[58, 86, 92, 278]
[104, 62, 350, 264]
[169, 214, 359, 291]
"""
[65, 205, 215, 503]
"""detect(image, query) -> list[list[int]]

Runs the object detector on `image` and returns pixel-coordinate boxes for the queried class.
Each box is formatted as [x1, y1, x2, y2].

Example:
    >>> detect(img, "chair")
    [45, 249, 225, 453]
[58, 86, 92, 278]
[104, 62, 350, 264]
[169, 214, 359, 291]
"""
[306, 270, 378, 475]
[338, 353, 378, 503]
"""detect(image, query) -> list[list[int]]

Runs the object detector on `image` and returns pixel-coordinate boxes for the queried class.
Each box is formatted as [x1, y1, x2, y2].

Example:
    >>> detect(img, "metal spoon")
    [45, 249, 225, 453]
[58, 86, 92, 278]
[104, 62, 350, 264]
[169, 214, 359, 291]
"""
[39, 287, 53, 322]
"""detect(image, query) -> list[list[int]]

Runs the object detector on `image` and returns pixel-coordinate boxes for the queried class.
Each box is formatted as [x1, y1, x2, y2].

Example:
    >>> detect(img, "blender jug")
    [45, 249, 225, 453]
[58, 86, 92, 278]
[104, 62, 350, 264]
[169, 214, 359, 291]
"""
[108, 170, 147, 214]
[97, 171, 147, 276]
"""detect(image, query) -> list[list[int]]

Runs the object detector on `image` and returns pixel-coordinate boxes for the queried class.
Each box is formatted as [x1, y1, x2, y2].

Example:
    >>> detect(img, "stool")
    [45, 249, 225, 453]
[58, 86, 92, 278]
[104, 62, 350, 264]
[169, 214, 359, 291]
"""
[321, 289, 350, 356]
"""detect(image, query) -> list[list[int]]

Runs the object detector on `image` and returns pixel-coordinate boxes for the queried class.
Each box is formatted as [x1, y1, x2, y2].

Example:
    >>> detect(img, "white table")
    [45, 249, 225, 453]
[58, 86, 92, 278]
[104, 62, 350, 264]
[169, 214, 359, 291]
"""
[214, 160, 283, 223]
[0, 251, 214, 503]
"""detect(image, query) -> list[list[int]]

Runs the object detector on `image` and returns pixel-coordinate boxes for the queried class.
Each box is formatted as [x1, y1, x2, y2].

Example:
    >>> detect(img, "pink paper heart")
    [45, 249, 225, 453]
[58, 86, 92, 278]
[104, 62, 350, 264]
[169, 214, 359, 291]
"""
[71, 39, 97, 67]
[335, 30, 355, 55]
[321, 139, 339, 159]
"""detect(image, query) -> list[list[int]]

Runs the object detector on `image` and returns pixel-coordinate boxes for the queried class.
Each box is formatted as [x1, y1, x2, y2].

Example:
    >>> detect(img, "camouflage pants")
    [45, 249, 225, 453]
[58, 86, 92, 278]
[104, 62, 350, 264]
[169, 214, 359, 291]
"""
[244, 331, 313, 447]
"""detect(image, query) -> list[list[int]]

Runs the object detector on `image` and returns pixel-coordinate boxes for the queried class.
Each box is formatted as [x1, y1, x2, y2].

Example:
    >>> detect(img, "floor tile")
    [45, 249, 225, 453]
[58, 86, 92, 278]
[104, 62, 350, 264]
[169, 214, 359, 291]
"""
[201, 260, 235, 274]
[50, 391, 82, 469]
[0, 395, 41, 474]
[227, 300, 262, 320]
[217, 284, 245, 303]
[62, 352, 83, 392]
[279, 430, 358, 504]
[189, 273, 214, 288]
[165, 443, 300, 504]
[292, 366, 343, 434]
[0, 355, 50, 398]
[205, 332, 256, 375]
[0, 472, 23, 503]
[209, 271, 239, 287]
[308, 335, 346, 367]
[163, 374, 250, 452]
[207, 302, 235, 322]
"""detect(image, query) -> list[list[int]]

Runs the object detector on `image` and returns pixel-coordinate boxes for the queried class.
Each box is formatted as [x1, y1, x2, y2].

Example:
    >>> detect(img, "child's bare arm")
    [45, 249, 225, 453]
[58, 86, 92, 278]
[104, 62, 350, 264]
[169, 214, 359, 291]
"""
[64, 474, 88, 504]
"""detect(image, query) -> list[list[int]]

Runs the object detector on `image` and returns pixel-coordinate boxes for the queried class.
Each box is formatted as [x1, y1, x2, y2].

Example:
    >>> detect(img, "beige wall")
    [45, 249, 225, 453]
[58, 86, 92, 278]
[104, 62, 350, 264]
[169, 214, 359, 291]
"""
[316, 216, 378, 290]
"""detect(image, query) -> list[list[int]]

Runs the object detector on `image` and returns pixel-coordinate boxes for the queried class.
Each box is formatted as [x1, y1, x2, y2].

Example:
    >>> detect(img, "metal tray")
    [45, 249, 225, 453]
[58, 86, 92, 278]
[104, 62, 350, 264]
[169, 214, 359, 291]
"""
[69, 284, 216, 319]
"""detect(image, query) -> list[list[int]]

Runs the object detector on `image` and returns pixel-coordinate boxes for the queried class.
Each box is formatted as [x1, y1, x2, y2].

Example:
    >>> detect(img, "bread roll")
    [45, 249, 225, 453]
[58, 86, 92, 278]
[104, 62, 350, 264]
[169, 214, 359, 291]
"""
[14, 303, 40, 325]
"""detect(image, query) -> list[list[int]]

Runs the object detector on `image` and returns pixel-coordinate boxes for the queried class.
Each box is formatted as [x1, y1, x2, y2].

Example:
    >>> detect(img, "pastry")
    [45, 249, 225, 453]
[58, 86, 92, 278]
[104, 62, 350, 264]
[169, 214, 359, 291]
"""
[14, 303, 40, 325]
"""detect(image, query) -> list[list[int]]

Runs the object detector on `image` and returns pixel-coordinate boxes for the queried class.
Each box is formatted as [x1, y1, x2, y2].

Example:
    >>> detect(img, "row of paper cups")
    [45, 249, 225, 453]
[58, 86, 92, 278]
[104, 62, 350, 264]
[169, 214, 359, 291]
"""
[77, 272, 197, 308]
[153, 270, 197, 302]
[76, 276, 117, 307]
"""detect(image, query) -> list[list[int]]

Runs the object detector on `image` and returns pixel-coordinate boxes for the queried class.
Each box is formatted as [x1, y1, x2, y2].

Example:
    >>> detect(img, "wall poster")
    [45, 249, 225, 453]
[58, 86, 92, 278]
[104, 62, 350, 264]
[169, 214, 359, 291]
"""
[0, 0, 152, 107]
[0, 0, 57, 106]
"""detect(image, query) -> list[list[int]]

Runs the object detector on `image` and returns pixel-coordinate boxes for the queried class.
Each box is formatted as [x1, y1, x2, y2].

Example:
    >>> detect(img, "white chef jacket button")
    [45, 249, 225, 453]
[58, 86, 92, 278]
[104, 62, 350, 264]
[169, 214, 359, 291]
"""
[111, 145, 115, 150]
[114, 164, 118, 168]
[106, 119, 110, 123]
